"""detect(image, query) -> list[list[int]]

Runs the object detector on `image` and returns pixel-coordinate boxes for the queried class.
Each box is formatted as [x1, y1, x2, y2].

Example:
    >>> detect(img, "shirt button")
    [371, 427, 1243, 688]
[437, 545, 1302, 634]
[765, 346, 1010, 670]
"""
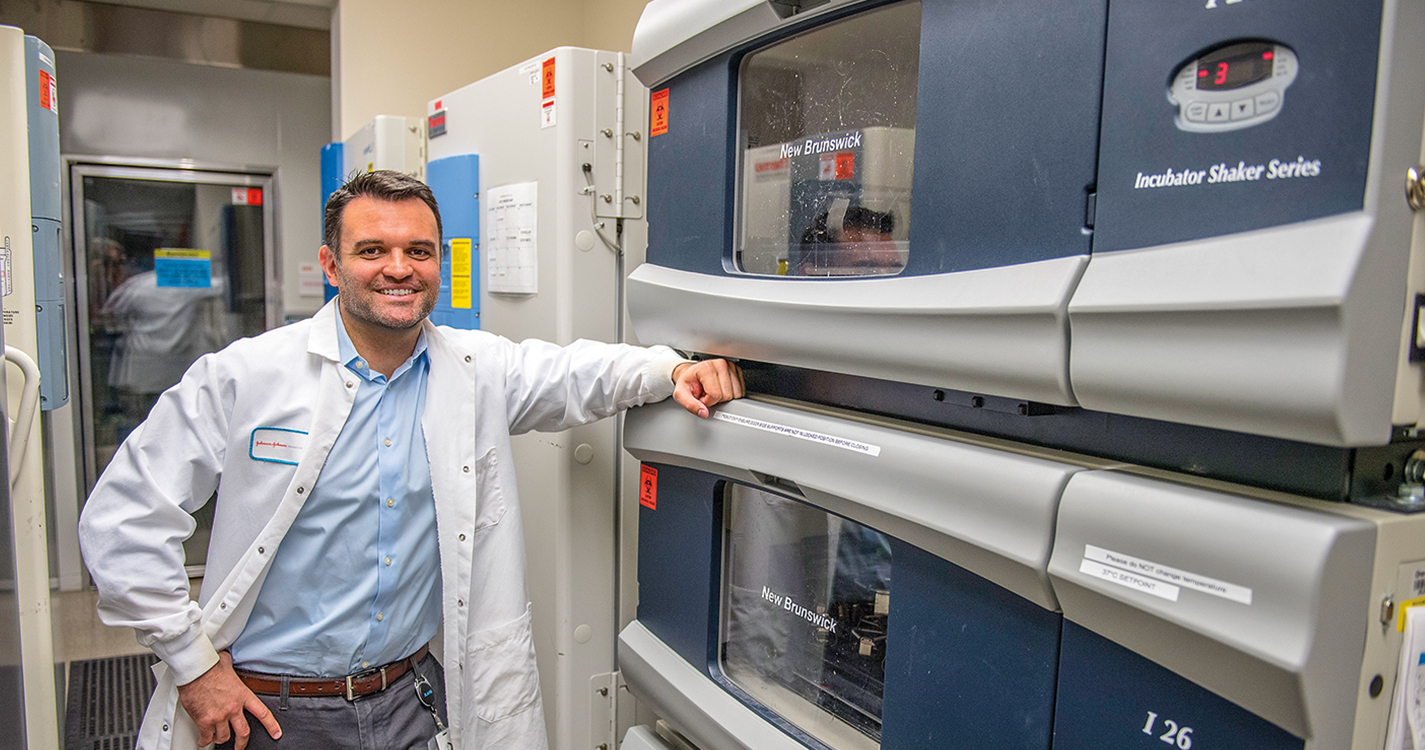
[459, 533, 466, 542]
[384, 557, 392, 566]
[376, 612, 384, 622]
[346, 382, 354, 389]
[384, 438, 392, 447]
[387, 498, 395, 507]
[462, 466, 470, 473]
[356, 361, 366, 369]
[457, 599, 464, 607]
[362, 661, 370, 668]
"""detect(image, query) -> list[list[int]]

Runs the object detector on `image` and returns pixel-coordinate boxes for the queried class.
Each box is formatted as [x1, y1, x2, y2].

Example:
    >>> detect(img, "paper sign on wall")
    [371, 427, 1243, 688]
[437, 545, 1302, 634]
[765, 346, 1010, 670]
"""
[486, 182, 538, 294]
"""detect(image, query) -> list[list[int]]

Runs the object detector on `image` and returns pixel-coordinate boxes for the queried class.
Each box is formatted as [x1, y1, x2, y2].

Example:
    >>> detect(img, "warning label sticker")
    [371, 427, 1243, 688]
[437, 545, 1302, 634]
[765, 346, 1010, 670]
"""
[639, 465, 658, 510]
[450, 238, 472, 309]
[541, 57, 556, 100]
[1081, 544, 1253, 605]
[38, 69, 56, 113]
[650, 89, 669, 137]
[232, 187, 263, 206]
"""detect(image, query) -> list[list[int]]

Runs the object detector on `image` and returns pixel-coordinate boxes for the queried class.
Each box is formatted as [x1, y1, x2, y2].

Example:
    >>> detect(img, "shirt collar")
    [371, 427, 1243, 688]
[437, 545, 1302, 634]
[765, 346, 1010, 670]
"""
[334, 305, 428, 384]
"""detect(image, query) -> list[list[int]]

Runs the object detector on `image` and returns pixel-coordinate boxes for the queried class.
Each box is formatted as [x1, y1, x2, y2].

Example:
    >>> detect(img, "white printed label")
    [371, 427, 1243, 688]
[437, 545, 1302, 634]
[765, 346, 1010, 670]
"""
[1084, 544, 1253, 605]
[250, 427, 306, 465]
[761, 585, 838, 633]
[540, 98, 556, 129]
[1133, 155, 1321, 190]
[1080, 559, 1181, 601]
[713, 412, 881, 456]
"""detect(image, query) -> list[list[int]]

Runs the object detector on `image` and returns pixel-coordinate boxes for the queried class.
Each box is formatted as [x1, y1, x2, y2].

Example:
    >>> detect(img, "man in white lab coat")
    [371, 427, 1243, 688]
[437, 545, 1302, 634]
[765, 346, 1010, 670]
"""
[78, 170, 743, 750]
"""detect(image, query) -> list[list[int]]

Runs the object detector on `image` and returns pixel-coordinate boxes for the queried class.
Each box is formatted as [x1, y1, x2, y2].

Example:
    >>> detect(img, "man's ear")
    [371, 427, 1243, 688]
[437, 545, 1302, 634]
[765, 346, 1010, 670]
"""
[319, 245, 340, 286]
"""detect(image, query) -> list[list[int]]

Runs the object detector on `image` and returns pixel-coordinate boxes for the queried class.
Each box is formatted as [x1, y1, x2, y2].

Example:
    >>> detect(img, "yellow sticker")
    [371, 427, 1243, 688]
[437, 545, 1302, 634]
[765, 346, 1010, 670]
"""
[1399, 596, 1425, 632]
[451, 238, 472, 278]
[154, 248, 210, 259]
[452, 277, 472, 309]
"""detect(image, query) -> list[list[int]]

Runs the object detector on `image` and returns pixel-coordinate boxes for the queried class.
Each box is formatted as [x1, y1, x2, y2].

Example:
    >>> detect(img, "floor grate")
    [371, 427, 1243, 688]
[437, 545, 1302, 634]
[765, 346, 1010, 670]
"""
[65, 653, 159, 750]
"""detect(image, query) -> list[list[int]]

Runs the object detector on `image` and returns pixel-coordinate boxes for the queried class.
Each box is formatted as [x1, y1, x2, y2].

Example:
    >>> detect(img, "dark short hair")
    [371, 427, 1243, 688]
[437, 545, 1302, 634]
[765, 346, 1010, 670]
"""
[843, 206, 894, 235]
[322, 170, 443, 254]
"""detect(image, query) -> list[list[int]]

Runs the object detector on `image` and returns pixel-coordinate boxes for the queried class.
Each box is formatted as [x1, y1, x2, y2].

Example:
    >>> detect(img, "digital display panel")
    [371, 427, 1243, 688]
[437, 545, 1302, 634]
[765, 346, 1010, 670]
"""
[1195, 41, 1275, 91]
[721, 485, 890, 748]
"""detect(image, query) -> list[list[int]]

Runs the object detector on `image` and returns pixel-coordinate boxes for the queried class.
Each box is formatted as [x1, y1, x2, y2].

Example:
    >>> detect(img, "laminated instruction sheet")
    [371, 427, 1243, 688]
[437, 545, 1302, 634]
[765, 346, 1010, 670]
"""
[486, 182, 538, 294]
[1386, 606, 1425, 749]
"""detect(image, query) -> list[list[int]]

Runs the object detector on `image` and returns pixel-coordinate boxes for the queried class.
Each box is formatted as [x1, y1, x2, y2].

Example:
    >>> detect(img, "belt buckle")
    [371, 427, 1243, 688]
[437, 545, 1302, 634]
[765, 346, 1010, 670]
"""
[344, 665, 388, 701]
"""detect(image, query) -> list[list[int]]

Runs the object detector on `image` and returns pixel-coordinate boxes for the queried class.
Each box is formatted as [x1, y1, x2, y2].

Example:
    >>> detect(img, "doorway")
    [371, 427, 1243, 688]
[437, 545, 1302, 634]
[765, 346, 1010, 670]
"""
[68, 159, 280, 576]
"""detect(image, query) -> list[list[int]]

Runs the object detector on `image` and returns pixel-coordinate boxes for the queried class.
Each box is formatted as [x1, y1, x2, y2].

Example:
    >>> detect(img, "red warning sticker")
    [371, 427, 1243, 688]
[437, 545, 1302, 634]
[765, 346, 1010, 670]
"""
[38, 69, 56, 113]
[639, 465, 658, 510]
[835, 151, 855, 180]
[650, 89, 669, 137]
[541, 57, 556, 100]
[232, 187, 263, 206]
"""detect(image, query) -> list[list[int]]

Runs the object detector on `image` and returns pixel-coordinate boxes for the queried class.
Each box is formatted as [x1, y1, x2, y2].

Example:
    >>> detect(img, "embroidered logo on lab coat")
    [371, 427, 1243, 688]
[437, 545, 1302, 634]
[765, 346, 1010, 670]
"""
[250, 427, 307, 465]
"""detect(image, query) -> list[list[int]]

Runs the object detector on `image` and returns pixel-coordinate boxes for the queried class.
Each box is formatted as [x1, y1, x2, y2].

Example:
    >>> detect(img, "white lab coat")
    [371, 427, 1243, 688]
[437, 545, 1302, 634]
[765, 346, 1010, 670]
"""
[78, 300, 684, 750]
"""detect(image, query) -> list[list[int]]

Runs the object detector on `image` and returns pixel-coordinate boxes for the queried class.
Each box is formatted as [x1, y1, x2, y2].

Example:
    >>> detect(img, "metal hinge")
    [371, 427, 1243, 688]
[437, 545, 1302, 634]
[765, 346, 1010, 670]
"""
[590, 671, 636, 749]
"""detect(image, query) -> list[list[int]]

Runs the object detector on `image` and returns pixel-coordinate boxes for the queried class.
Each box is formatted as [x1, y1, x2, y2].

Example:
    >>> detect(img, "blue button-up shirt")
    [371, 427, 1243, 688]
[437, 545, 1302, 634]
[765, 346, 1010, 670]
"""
[230, 309, 443, 676]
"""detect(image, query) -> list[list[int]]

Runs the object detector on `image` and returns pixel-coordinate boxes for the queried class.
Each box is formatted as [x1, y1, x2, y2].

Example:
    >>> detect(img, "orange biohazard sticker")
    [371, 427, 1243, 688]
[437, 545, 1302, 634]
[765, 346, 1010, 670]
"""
[541, 57, 556, 100]
[38, 69, 56, 113]
[650, 89, 669, 137]
[639, 465, 658, 510]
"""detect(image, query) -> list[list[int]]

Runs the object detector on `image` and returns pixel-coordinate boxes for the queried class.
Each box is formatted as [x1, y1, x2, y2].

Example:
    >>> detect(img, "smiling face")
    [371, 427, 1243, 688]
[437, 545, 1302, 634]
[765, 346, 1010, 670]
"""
[319, 196, 442, 338]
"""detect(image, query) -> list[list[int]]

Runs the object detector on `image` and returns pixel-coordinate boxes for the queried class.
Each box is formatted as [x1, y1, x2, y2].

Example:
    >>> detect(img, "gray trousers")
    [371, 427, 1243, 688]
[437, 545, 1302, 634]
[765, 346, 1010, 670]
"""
[216, 653, 449, 750]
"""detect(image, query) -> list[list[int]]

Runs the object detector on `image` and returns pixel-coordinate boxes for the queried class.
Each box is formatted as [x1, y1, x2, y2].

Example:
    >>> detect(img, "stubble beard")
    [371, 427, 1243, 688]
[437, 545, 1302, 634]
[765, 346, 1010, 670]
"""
[334, 266, 438, 332]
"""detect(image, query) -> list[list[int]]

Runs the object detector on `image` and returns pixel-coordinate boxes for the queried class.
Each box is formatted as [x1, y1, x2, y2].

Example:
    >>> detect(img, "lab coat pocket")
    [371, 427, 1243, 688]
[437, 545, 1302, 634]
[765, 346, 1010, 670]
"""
[472, 447, 507, 532]
[465, 603, 541, 723]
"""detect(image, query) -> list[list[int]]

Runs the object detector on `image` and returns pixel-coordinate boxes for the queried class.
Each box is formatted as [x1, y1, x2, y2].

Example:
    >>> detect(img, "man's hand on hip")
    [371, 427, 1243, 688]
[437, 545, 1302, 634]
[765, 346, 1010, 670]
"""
[177, 651, 282, 750]
[672, 359, 745, 418]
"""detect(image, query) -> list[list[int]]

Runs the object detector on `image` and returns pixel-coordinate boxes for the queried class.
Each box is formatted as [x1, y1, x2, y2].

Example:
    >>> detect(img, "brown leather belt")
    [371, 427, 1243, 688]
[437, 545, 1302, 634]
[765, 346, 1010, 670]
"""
[235, 644, 430, 701]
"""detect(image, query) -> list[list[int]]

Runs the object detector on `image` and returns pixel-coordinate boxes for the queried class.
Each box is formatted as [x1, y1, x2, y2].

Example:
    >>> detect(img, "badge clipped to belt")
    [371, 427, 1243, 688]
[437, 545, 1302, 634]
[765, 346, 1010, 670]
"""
[413, 672, 453, 750]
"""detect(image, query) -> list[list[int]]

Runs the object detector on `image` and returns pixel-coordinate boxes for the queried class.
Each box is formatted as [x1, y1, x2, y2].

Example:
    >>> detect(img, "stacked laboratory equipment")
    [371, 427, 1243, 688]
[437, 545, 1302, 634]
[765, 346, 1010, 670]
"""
[617, 0, 1425, 748]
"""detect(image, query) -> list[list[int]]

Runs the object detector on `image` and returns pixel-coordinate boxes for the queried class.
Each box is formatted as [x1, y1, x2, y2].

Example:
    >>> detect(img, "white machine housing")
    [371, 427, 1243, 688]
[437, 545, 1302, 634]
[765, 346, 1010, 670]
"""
[426, 47, 648, 750]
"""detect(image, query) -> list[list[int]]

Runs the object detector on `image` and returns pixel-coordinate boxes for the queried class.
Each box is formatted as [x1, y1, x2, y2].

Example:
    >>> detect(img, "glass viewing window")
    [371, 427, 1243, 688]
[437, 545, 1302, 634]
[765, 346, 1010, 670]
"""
[737, 1, 920, 278]
[721, 485, 891, 749]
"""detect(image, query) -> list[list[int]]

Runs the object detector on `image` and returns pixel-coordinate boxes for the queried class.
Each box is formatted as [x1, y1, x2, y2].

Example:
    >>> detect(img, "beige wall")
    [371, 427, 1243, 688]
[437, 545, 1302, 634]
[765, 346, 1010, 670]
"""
[333, 0, 650, 140]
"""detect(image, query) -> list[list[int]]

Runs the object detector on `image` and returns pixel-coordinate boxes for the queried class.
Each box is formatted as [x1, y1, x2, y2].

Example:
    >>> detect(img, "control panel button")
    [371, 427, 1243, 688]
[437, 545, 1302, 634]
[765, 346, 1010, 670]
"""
[1254, 90, 1280, 114]
[1169, 41, 1296, 133]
